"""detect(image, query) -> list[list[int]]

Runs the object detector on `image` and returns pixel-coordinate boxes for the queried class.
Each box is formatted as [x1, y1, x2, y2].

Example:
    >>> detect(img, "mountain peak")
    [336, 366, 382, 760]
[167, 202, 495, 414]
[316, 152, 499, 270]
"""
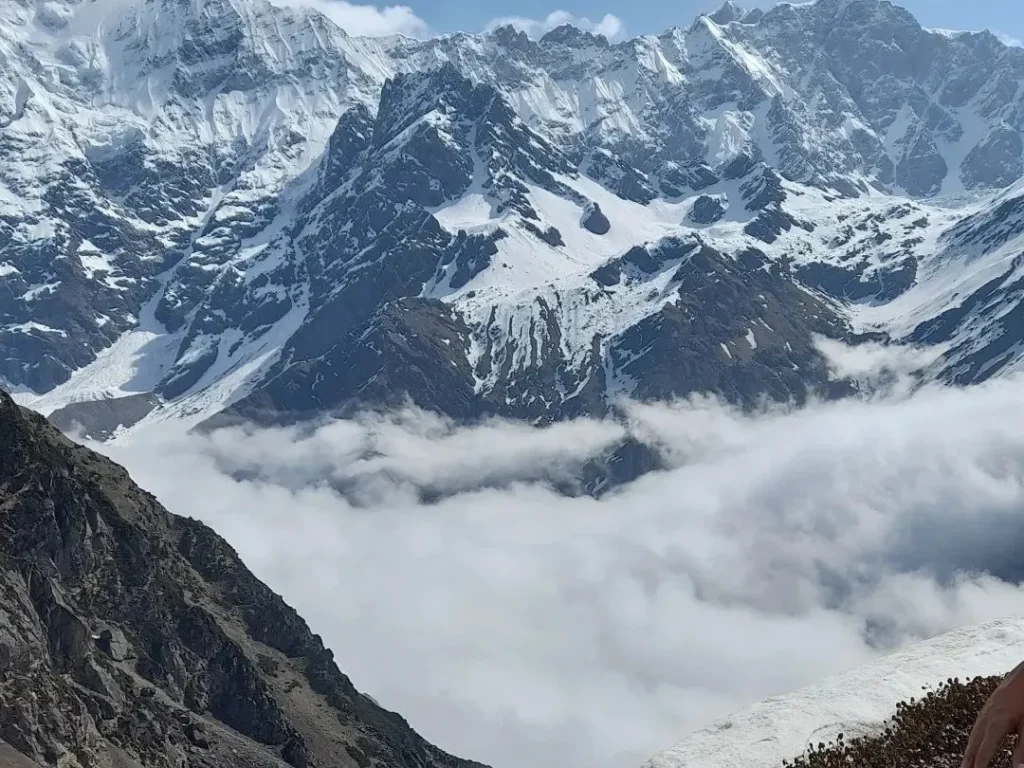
[539, 23, 610, 47]
[765, 0, 916, 27]
[7, 0, 1024, 438]
[708, 1, 747, 25]
[490, 23, 534, 49]
[374, 62, 499, 147]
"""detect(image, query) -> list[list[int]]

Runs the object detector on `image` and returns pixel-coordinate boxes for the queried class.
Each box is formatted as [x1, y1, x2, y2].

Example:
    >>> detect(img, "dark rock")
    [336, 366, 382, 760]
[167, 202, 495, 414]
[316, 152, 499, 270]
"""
[539, 24, 609, 48]
[960, 126, 1024, 190]
[895, 132, 948, 197]
[722, 152, 758, 180]
[708, 1, 746, 25]
[158, 341, 219, 399]
[442, 230, 502, 291]
[578, 438, 666, 498]
[95, 627, 133, 661]
[222, 298, 480, 424]
[658, 163, 719, 196]
[581, 202, 611, 235]
[590, 261, 621, 287]
[741, 166, 787, 211]
[607, 242, 854, 409]
[523, 221, 564, 246]
[490, 24, 534, 51]
[0, 389, 490, 768]
[583, 150, 657, 203]
[796, 258, 918, 303]
[745, 208, 798, 244]
[186, 722, 211, 749]
[689, 195, 726, 224]
[49, 394, 161, 440]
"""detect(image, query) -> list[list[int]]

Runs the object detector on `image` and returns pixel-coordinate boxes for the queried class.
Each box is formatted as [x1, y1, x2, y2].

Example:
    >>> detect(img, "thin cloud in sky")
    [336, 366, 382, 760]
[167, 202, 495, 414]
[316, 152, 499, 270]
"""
[271, 0, 430, 37]
[266, 0, 627, 40]
[256, 0, 1024, 43]
[995, 31, 1024, 47]
[91, 369, 1024, 768]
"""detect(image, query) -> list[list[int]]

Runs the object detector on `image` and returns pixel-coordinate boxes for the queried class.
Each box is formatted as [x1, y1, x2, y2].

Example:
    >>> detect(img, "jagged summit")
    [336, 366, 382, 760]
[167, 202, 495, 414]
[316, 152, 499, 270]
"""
[6, 0, 1024, 437]
[489, 24, 533, 49]
[707, 1, 748, 25]
[539, 23, 610, 47]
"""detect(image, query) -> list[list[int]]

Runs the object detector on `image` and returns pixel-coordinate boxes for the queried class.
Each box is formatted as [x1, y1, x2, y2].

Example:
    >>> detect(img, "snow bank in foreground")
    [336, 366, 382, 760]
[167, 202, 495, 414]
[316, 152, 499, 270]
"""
[642, 618, 1024, 768]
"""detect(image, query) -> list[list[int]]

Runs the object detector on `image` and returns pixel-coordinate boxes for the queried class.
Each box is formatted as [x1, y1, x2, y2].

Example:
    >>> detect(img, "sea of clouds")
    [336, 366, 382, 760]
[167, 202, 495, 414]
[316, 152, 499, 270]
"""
[90, 356, 1024, 768]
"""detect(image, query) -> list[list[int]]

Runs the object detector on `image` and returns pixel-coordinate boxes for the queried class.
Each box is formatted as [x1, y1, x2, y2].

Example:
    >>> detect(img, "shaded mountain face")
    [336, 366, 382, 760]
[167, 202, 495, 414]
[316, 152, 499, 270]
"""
[5, 0, 1024, 433]
[0, 389, 488, 768]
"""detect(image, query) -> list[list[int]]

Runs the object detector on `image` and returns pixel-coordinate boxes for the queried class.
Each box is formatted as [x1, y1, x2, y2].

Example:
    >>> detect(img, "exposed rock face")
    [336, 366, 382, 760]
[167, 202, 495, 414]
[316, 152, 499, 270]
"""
[600, 241, 852, 408]
[688, 196, 727, 225]
[0, 389, 489, 768]
[577, 438, 665, 499]
[580, 203, 611, 235]
[7, 0, 1024, 433]
[222, 236, 854, 426]
[230, 298, 481, 424]
[708, 1, 747, 25]
[47, 394, 161, 440]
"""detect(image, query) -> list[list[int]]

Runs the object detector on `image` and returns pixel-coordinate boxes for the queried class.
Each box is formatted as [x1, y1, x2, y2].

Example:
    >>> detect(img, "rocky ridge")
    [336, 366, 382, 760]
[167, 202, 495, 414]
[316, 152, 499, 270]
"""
[5, 0, 1024, 434]
[0, 388, 488, 768]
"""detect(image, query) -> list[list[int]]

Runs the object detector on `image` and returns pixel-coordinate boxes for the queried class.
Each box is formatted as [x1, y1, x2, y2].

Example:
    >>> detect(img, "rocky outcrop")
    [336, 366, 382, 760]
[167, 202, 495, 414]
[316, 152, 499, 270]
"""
[580, 203, 611, 235]
[0, 389, 489, 768]
[604, 241, 853, 408]
[227, 298, 480, 424]
[9, 0, 1024, 432]
[688, 195, 726, 225]
[47, 394, 161, 440]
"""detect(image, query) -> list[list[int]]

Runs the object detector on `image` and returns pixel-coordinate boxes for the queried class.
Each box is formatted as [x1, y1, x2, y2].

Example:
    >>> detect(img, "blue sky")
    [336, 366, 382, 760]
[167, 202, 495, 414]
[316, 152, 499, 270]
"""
[410, 0, 1024, 43]
[312, 0, 1024, 42]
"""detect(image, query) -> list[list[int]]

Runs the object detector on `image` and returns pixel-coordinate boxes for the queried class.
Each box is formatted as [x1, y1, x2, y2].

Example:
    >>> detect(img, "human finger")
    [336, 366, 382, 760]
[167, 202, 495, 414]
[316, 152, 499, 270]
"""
[973, 724, 1009, 768]
[962, 713, 988, 768]
[1010, 722, 1024, 768]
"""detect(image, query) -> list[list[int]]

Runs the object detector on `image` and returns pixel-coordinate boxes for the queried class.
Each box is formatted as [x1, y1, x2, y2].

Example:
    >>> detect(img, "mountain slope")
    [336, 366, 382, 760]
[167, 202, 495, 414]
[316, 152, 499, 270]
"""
[642, 617, 1024, 768]
[0, 0, 379, 392]
[386, 0, 1024, 197]
[6, 0, 1024, 434]
[0, 388, 488, 768]
[849, 178, 1024, 385]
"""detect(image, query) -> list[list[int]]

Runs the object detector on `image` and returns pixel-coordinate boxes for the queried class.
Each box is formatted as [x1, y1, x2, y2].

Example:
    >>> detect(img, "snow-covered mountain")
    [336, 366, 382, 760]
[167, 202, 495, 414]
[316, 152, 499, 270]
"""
[5, 0, 1024, 436]
[642, 617, 1024, 768]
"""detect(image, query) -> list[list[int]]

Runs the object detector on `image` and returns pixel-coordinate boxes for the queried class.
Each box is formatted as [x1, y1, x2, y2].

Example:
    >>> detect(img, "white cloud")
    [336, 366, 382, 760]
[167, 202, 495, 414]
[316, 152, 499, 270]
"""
[814, 335, 948, 399]
[486, 10, 625, 41]
[273, 0, 430, 37]
[931, 28, 1023, 48]
[815, 335, 945, 382]
[995, 31, 1024, 48]
[92, 377, 1024, 768]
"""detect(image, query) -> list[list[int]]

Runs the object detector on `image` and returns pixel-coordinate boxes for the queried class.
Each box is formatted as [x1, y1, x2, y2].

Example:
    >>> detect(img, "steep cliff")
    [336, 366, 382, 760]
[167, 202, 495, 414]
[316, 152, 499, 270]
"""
[0, 389, 488, 768]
